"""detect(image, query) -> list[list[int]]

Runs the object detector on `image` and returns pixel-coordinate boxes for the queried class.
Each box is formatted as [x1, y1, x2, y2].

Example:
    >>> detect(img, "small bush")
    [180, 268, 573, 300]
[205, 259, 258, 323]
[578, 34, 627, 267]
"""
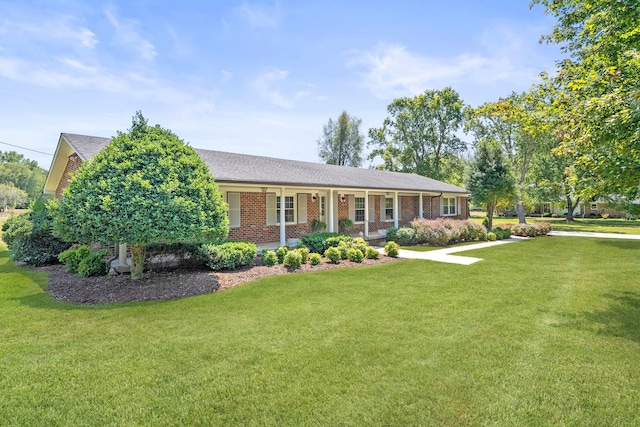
[77, 249, 109, 277]
[602, 213, 609, 219]
[262, 250, 278, 267]
[283, 250, 303, 269]
[198, 241, 257, 270]
[275, 246, 289, 264]
[309, 253, 322, 266]
[551, 213, 559, 218]
[364, 246, 379, 259]
[542, 212, 551, 217]
[297, 246, 310, 264]
[385, 241, 400, 257]
[487, 232, 497, 241]
[385, 227, 399, 241]
[352, 237, 367, 254]
[337, 241, 351, 259]
[492, 227, 511, 240]
[347, 248, 364, 263]
[58, 245, 91, 273]
[324, 246, 341, 264]
[482, 216, 489, 228]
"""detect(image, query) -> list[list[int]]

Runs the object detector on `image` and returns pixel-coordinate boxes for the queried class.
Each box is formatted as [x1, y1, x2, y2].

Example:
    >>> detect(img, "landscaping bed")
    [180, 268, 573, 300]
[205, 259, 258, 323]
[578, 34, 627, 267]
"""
[40, 254, 400, 304]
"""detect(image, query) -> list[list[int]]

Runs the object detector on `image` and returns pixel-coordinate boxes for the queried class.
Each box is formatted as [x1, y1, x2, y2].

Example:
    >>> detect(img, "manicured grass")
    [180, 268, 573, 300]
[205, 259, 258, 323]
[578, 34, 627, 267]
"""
[470, 213, 640, 235]
[403, 240, 483, 252]
[2, 237, 640, 425]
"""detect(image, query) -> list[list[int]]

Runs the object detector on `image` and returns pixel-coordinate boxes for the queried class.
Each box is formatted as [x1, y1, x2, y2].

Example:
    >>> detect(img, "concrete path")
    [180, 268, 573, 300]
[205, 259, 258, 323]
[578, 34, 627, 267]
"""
[381, 237, 528, 265]
[548, 230, 640, 240]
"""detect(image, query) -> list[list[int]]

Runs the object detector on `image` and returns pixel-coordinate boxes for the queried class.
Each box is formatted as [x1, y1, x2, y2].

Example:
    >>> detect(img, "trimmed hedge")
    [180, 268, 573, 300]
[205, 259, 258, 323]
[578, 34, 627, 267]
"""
[387, 218, 487, 247]
[510, 222, 552, 237]
[301, 232, 348, 254]
[198, 241, 257, 271]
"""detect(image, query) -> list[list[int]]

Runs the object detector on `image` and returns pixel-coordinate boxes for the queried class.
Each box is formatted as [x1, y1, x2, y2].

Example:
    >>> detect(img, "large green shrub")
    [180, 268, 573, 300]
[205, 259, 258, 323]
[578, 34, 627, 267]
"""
[52, 112, 229, 279]
[198, 241, 257, 271]
[323, 234, 353, 251]
[1, 200, 70, 266]
[301, 232, 343, 253]
[394, 227, 416, 245]
[492, 227, 511, 240]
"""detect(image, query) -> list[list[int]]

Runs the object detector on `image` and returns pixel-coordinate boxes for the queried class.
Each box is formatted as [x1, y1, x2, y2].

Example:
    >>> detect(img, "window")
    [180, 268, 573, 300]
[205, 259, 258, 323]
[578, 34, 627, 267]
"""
[354, 197, 365, 222]
[590, 203, 598, 211]
[443, 197, 457, 216]
[277, 196, 295, 223]
[385, 197, 394, 220]
[227, 192, 240, 228]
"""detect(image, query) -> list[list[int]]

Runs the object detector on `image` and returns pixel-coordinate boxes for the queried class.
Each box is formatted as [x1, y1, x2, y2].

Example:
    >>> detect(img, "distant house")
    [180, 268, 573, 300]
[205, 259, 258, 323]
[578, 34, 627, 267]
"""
[44, 133, 470, 247]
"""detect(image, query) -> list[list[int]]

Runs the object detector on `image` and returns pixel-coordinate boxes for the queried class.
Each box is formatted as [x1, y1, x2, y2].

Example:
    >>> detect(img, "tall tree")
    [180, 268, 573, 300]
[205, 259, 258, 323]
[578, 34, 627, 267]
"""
[317, 111, 364, 167]
[466, 141, 514, 230]
[465, 92, 548, 224]
[52, 112, 229, 279]
[0, 183, 28, 210]
[0, 151, 47, 202]
[368, 87, 466, 181]
[532, 0, 640, 201]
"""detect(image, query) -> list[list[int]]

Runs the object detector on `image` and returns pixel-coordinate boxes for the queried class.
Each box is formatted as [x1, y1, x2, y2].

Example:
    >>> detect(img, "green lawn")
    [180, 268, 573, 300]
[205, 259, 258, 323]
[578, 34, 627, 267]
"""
[2, 237, 640, 425]
[470, 213, 640, 235]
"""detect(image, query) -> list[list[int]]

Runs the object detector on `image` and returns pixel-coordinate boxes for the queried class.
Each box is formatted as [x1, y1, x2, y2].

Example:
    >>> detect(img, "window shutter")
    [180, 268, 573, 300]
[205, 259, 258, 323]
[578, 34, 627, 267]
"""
[348, 195, 355, 221]
[227, 193, 240, 228]
[368, 195, 375, 222]
[298, 194, 307, 224]
[266, 194, 276, 225]
[380, 196, 386, 221]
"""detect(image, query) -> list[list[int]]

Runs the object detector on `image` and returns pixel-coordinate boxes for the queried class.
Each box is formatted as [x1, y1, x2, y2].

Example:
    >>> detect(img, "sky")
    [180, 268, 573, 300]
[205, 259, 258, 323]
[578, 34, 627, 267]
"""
[0, 1, 562, 170]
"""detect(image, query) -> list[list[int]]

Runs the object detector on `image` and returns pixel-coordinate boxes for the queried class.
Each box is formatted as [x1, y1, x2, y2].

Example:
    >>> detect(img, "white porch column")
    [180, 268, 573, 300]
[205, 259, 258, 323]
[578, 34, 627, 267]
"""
[394, 191, 399, 228]
[328, 189, 334, 232]
[419, 192, 424, 219]
[364, 190, 369, 239]
[279, 187, 286, 247]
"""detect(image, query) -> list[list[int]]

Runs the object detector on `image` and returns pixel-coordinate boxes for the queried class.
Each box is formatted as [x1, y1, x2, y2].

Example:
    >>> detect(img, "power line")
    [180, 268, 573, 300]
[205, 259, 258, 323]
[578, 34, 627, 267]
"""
[0, 140, 53, 156]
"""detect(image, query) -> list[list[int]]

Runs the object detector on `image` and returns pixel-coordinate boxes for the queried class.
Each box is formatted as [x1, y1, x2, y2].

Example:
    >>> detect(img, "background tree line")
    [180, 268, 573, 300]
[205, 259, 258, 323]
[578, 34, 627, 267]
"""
[0, 150, 48, 210]
[318, 1, 639, 224]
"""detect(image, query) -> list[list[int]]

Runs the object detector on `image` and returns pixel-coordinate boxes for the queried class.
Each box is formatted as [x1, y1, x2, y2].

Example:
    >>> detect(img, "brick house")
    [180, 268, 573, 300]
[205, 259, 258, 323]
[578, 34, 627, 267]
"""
[44, 133, 470, 248]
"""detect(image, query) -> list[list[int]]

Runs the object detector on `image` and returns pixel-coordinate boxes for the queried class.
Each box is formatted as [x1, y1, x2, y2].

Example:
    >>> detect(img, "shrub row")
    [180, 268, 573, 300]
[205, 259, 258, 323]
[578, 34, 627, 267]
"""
[300, 232, 352, 254]
[510, 222, 552, 237]
[387, 218, 487, 246]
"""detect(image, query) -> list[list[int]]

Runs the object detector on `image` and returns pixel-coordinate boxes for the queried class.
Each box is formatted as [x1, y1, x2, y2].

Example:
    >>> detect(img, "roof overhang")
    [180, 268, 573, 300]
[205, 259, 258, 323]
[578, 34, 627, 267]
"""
[43, 134, 85, 195]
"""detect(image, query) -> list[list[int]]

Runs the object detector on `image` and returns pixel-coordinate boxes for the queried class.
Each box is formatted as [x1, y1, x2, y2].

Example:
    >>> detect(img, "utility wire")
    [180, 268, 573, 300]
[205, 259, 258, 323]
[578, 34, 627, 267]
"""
[0, 140, 53, 156]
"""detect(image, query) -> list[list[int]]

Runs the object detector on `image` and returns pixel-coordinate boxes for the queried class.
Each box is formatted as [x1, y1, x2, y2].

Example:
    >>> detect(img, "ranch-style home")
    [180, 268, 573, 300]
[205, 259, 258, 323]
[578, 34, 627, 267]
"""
[44, 133, 470, 248]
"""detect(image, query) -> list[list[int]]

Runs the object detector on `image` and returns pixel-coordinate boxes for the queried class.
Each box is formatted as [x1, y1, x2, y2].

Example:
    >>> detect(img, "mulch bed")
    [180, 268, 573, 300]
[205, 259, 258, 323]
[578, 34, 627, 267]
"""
[39, 255, 401, 305]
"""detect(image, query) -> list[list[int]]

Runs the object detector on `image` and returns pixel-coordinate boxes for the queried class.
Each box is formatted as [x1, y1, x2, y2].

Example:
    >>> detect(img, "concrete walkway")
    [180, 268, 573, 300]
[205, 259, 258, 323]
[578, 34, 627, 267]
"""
[382, 237, 528, 265]
[548, 230, 640, 240]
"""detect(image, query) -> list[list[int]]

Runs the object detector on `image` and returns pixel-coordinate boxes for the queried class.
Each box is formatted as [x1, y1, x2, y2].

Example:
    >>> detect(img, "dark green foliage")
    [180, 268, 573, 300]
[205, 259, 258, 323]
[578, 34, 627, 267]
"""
[283, 250, 303, 269]
[58, 245, 92, 273]
[2, 200, 70, 265]
[52, 112, 229, 278]
[492, 227, 511, 240]
[309, 253, 322, 266]
[385, 241, 400, 257]
[364, 246, 379, 259]
[301, 232, 350, 254]
[324, 247, 341, 264]
[323, 234, 353, 250]
[385, 227, 399, 241]
[262, 250, 278, 267]
[198, 241, 257, 271]
[347, 248, 364, 263]
[77, 249, 109, 277]
[275, 246, 289, 264]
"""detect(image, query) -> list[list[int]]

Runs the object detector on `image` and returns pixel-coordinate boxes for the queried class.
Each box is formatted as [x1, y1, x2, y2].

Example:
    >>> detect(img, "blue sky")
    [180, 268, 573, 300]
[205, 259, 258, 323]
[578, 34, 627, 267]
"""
[0, 1, 561, 169]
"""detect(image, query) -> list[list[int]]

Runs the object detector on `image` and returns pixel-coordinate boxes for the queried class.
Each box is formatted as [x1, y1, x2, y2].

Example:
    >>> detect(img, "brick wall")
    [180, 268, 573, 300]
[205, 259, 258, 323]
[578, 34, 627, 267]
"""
[55, 154, 83, 198]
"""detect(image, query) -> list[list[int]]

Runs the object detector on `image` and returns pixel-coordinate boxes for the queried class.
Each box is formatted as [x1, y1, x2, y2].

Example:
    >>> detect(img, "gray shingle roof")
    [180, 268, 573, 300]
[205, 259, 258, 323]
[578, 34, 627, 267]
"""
[61, 133, 468, 194]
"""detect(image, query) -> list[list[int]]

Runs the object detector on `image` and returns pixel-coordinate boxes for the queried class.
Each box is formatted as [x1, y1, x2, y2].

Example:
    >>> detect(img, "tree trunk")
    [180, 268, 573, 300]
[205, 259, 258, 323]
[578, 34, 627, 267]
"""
[565, 196, 581, 223]
[130, 242, 145, 280]
[515, 188, 527, 224]
[486, 201, 496, 230]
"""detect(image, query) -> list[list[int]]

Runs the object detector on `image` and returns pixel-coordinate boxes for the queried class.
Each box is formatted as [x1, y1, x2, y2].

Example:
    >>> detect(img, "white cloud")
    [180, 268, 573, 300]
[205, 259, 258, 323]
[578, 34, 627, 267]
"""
[104, 5, 156, 60]
[237, 1, 282, 29]
[249, 68, 311, 108]
[2, 14, 98, 49]
[347, 41, 540, 99]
